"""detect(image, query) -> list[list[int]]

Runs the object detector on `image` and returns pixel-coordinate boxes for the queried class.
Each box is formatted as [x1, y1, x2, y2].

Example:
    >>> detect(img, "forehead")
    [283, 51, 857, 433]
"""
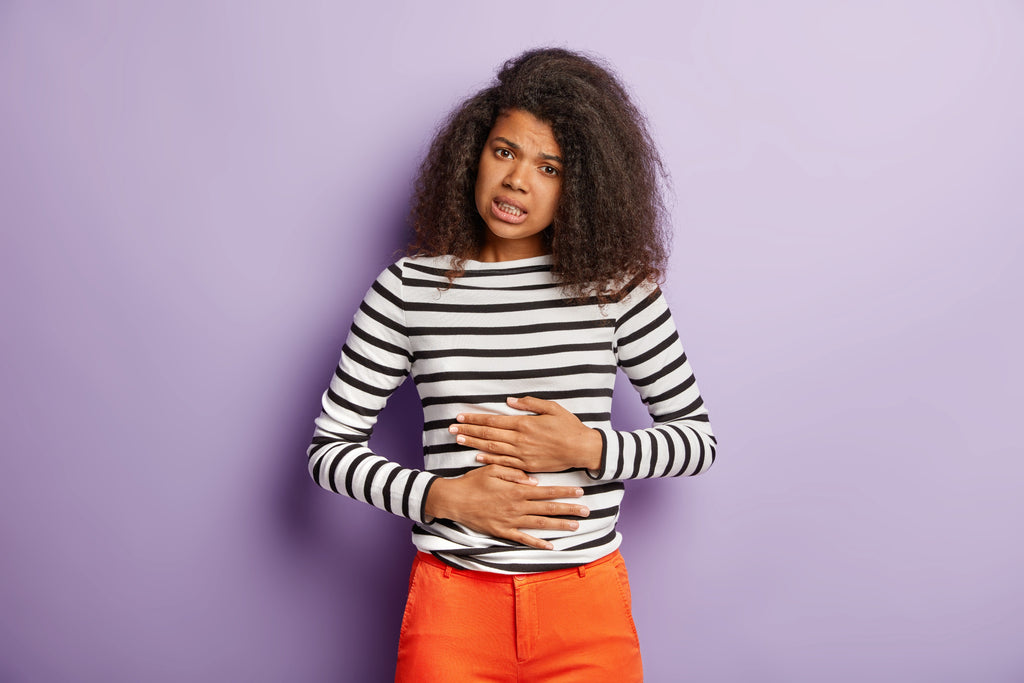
[487, 109, 561, 155]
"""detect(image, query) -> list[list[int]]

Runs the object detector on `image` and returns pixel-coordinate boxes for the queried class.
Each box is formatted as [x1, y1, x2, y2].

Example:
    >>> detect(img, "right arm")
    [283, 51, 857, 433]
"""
[308, 261, 586, 545]
[307, 263, 437, 523]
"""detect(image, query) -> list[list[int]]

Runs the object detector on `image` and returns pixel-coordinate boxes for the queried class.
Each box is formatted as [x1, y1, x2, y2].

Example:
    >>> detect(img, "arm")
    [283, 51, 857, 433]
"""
[451, 281, 716, 479]
[308, 261, 588, 542]
[307, 262, 437, 522]
[591, 280, 717, 479]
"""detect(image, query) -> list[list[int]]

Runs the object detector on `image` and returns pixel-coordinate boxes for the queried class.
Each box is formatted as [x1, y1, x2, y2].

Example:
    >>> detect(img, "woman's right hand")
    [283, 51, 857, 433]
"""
[423, 465, 590, 550]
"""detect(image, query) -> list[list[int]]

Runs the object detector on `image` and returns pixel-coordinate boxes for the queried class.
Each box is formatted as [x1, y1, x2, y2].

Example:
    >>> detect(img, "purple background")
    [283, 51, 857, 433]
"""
[2, 2, 1022, 681]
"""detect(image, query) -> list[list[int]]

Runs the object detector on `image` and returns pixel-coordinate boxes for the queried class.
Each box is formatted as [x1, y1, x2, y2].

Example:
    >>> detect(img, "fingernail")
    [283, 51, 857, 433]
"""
[476, 454, 485, 462]
[456, 414, 465, 422]
[544, 542, 554, 550]
[448, 425, 458, 433]
[579, 507, 590, 517]
[456, 435, 466, 444]
[569, 521, 579, 530]
[575, 488, 584, 496]
[507, 396, 519, 405]
[528, 477, 538, 484]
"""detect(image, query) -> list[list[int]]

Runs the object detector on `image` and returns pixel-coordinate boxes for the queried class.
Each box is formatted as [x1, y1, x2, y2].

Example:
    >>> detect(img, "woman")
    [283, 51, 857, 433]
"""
[308, 47, 716, 681]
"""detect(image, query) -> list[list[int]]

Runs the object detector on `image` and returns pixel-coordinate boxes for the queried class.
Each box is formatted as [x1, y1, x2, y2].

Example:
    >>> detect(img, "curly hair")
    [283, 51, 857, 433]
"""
[408, 47, 670, 300]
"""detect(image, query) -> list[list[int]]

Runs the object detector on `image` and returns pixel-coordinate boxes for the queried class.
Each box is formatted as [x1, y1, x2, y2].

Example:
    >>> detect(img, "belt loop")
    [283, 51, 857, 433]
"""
[578, 565, 586, 578]
[443, 565, 453, 579]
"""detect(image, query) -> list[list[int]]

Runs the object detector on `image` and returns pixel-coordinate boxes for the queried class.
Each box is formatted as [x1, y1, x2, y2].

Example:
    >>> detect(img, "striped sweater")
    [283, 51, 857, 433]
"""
[308, 254, 715, 574]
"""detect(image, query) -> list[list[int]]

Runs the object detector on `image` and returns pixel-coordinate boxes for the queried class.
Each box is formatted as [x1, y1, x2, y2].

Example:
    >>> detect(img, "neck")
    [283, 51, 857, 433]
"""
[476, 236, 548, 263]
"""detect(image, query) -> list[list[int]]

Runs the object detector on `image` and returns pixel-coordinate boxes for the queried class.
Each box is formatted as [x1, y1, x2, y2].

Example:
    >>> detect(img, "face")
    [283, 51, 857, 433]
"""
[474, 109, 563, 262]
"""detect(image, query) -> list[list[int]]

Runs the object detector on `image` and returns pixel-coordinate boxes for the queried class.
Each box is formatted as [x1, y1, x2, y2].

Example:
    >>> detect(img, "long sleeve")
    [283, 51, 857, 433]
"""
[307, 261, 438, 523]
[589, 281, 717, 480]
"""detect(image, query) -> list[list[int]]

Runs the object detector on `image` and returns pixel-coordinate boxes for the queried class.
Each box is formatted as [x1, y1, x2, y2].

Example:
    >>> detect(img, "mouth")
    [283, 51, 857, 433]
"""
[491, 198, 528, 224]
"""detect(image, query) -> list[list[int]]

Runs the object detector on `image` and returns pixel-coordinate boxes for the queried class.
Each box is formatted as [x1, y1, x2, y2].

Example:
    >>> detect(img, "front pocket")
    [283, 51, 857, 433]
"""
[398, 557, 423, 639]
[610, 556, 639, 640]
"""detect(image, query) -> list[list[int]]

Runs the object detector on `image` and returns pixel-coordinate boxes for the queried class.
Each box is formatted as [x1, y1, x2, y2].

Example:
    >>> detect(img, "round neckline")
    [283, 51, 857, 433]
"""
[461, 254, 553, 268]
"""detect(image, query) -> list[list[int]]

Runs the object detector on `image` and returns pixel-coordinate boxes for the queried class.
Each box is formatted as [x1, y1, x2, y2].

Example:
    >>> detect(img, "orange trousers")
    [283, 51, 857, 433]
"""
[395, 550, 643, 682]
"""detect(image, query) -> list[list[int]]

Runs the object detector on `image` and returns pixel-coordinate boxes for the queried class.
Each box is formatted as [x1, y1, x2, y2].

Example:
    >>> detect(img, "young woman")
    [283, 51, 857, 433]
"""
[308, 47, 716, 682]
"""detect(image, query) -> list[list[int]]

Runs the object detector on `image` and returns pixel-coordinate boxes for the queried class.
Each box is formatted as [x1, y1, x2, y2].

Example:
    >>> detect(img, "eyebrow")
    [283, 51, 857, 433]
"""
[494, 136, 563, 164]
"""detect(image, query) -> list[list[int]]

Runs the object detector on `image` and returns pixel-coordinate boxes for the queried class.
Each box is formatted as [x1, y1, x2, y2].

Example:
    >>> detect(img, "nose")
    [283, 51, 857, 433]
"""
[503, 162, 528, 192]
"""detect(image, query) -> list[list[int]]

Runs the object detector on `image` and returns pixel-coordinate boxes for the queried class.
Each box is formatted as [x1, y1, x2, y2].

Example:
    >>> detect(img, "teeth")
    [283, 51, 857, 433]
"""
[498, 202, 523, 216]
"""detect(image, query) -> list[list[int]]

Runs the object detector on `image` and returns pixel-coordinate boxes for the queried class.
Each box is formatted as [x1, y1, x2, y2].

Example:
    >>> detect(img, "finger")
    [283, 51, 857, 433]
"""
[475, 453, 526, 469]
[524, 500, 591, 519]
[523, 485, 586, 501]
[454, 433, 517, 455]
[503, 530, 555, 551]
[450, 423, 519, 444]
[483, 464, 538, 485]
[455, 412, 523, 429]
[507, 395, 562, 415]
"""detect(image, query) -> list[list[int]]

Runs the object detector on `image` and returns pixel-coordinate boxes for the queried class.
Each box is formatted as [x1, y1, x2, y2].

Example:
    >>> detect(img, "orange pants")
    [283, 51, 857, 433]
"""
[395, 550, 643, 682]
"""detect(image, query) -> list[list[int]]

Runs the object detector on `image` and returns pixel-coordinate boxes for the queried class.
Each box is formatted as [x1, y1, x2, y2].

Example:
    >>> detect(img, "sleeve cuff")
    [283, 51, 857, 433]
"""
[586, 427, 619, 481]
[414, 472, 440, 524]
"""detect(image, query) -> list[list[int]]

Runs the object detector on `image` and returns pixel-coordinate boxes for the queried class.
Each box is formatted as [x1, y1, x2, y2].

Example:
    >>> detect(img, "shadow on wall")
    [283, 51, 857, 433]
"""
[272, 198, 425, 679]
[608, 369, 673, 539]
[274, 346, 423, 681]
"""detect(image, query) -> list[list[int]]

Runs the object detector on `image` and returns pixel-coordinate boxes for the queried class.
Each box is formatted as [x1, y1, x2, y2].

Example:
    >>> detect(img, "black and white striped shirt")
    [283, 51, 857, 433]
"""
[308, 254, 715, 574]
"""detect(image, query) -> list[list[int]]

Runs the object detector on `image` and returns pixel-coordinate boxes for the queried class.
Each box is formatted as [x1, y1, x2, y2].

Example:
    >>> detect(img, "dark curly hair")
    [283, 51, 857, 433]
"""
[409, 47, 670, 300]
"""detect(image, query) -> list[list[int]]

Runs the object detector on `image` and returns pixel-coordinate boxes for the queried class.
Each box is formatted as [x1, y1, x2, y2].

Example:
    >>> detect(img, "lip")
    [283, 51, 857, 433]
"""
[491, 197, 528, 224]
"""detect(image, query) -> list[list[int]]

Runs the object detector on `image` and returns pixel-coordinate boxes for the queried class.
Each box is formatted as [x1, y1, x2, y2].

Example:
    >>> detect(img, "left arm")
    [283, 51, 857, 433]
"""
[453, 282, 716, 478]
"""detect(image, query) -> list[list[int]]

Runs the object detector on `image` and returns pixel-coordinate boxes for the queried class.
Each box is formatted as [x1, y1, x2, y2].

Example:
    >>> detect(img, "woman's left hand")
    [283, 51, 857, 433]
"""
[449, 396, 603, 473]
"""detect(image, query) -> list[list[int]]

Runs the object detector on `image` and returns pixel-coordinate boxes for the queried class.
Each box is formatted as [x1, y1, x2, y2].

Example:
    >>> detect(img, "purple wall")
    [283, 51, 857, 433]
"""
[3, 2, 1022, 681]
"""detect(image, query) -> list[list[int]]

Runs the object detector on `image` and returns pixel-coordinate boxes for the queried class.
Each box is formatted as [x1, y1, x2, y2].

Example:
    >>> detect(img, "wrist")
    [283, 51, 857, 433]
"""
[424, 477, 456, 521]
[580, 427, 603, 471]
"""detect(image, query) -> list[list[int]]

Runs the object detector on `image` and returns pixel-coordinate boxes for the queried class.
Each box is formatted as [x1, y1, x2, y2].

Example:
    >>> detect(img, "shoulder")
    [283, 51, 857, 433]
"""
[610, 277, 668, 331]
[612, 276, 662, 309]
[387, 255, 458, 284]
[398, 254, 457, 269]
[372, 255, 451, 279]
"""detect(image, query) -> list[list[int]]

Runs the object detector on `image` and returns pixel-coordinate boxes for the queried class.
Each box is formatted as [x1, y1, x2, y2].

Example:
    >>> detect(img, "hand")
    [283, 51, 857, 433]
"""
[424, 464, 590, 550]
[449, 396, 603, 473]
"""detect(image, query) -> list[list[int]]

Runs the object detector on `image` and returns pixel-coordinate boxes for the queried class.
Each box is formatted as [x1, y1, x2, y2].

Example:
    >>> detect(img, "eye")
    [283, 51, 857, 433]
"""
[496, 148, 513, 159]
[541, 165, 559, 177]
